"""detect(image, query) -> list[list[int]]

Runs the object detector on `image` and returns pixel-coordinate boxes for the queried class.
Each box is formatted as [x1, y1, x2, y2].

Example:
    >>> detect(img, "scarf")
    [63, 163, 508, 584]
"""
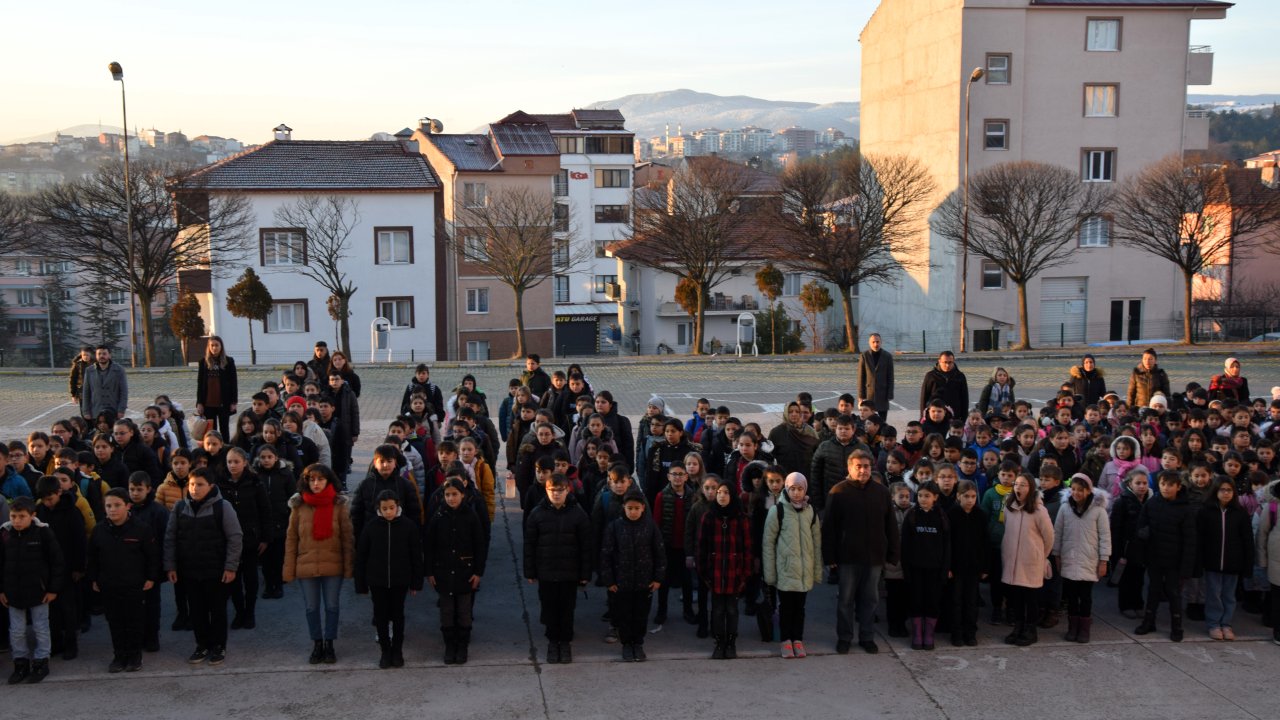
[1070, 492, 1094, 517]
[994, 483, 1012, 522]
[303, 483, 338, 541]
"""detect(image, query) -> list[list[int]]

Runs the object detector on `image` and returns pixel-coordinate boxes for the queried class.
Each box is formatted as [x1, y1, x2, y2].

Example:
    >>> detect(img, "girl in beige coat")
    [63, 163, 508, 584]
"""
[284, 464, 355, 664]
[1000, 472, 1055, 647]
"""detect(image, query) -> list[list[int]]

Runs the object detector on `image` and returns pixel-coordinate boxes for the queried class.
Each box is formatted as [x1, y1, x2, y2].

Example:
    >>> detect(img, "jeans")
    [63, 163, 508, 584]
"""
[8, 605, 51, 660]
[836, 563, 882, 643]
[1204, 571, 1239, 630]
[298, 576, 343, 641]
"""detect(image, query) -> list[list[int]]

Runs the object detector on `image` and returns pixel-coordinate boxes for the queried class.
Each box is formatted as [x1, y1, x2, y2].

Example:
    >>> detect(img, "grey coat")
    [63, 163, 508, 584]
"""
[80, 360, 129, 419]
[857, 349, 894, 414]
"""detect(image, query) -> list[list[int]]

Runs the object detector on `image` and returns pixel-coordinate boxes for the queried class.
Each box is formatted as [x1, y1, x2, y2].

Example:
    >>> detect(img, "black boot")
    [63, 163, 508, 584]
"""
[1016, 625, 1037, 646]
[309, 640, 324, 665]
[378, 642, 391, 669]
[1170, 614, 1184, 643]
[242, 607, 257, 630]
[621, 643, 635, 662]
[633, 639, 646, 662]
[725, 634, 738, 659]
[1186, 603, 1205, 621]
[711, 636, 726, 660]
[1004, 622, 1024, 645]
[390, 634, 404, 667]
[757, 609, 774, 642]
[443, 630, 458, 665]
[322, 640, 336, 664]
[26, 658, 49, 684]
[558, 642, 572, 664]
[545, 642, 561, 664]
[1134, 612, 1157, 635]
[456, 629, 470, 665]
[8, 659, 30, 685]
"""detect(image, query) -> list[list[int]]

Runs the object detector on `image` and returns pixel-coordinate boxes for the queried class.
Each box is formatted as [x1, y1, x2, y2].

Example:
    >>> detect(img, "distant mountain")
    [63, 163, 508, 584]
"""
[584, 89, 858, 141]
[4, 124, 124, 145]
[1188, 93, 1280, 106]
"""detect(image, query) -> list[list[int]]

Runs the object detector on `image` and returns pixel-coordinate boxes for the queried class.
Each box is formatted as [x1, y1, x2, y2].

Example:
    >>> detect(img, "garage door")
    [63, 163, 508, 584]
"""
[555, 317, 599, 356]
[1040, 277, 1088, 346]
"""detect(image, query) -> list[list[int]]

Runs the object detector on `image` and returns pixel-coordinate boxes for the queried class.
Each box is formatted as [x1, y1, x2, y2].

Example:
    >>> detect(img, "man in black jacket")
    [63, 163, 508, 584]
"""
[822, 450, 899, 655]
[919, 351, 970, 418]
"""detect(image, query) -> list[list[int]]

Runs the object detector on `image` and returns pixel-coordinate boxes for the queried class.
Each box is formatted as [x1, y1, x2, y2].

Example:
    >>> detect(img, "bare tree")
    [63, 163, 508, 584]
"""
[772, 153, 935, 352]
[28, 159, 255, 366]
[932, 161, 1108, 350]
[273, 195, 361, 357]
[1111, 156, 1280, 343]
[444, 186, 588, 358]
[0, 190, 30, 255]
[627, 159, 759, 354]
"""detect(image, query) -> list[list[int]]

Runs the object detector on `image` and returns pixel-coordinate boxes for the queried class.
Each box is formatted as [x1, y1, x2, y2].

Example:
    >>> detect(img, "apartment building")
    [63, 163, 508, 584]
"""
[418, 112, 559, 360]
[858, 0, 1229, 350]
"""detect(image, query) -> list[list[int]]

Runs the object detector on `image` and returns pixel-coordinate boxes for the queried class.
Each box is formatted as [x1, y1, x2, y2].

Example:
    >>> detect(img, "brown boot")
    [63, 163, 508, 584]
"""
[1076, 616, 1092, 643]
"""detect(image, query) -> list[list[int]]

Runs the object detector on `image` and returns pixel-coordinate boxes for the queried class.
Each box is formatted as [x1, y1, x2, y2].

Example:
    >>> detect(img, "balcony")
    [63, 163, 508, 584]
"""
[1184, 109, 1210, 151]
[604, 281, 622, 301]
[1187, 46, 1214, 86]
[657, 293, 760, 317]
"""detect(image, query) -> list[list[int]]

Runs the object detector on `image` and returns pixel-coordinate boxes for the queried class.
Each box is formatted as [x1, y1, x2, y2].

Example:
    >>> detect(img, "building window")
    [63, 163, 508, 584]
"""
[109, 320, 127, 336]
[782, 273, 804, 297]
[555, 136, 583, 154]
[1086, 19, 1120, 52]
[595, 169, 629, 188]
[986, 54, 1010, 85]
[261, 229, 306, 267]
[16, 289, 36, 306]
[553, 275, 570, 303]
[984, 120, 1009, 150]
[676, 323, 692, 347]
[375, 228, 413, 264]
[1079, 215, 1112, 247]
[585, 137, 634, 155]
[554, 170, 569, 197]
[16, 319, 37, 336]
[265, 300, 309, 333]
[981, 261, 1004, 290]
[466, 340, 490, 360]
[1082, 149, 1116, 182]
[595, 241, 610, 258]
[106, 290, 127, 305]
[466, 288, 489, 314]
[554, 203, 570, 233]
[462, 182, 487, 208]
[1084, 85, 1118, 117]
[377, 296, 414, 328]
[39, 261, 70, 275]
[13, 259, 31, 276]
[593, 275, 618, 293]
[594, 205, 629, 223]
[553, 239, 570, 266]
[463, 234, 488, 262]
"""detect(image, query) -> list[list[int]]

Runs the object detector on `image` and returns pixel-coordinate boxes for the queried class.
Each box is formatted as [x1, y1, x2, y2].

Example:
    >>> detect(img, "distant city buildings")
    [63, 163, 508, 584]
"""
[643, 124, 850, 161]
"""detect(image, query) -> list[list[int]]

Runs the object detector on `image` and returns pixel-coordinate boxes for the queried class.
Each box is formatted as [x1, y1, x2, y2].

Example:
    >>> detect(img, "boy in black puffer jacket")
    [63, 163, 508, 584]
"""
[34, 475, 85, 662]
[600, 489, 666, 662]
[355, 489, 425, 670]
[1134, 471, 1196, 642]
[947, 480, 988, 647]
[2, 497, 66, 684]
[524, 473, 592, 665]
[87, 488, 160, 673]
[425, 478, 488, 666]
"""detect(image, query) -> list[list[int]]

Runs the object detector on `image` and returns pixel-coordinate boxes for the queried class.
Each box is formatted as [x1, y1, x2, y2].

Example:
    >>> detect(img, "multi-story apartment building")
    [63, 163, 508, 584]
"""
[858, 0, 1228, 350]
[531, 109, 635, 355]
[176, 126, 442, 364]
[418, 113, 559, 361]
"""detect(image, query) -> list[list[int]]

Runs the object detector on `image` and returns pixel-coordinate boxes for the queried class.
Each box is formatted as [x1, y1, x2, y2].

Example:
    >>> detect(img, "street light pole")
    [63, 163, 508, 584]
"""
[959, 66, 984, 354]
[109, 61, 138, 367]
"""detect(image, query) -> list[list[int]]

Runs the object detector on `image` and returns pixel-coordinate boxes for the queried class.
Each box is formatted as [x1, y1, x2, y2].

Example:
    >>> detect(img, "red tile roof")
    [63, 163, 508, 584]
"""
[182, 140, 439, 191]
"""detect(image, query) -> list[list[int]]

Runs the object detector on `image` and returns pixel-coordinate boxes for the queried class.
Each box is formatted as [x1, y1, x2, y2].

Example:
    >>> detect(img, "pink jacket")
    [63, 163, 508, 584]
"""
[1001, 500, 1055, 589]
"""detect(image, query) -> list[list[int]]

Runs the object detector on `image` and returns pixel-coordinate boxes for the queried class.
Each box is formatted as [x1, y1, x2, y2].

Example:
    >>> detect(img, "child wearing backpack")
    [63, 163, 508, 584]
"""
[2, 496, 65, 684]
[761, 473, 822, 658]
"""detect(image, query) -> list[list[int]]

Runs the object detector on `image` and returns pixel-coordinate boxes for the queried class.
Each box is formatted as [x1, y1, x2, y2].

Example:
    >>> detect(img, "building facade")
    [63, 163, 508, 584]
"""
[858, 0, 1228, 350]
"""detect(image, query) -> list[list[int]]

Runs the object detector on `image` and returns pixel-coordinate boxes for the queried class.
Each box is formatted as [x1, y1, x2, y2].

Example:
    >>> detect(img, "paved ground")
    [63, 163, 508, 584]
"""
[3, 354, 1280, 718]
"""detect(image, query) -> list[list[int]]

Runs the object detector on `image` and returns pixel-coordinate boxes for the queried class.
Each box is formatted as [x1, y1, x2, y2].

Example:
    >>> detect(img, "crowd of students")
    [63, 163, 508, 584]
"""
[3, 338, 1280, 684]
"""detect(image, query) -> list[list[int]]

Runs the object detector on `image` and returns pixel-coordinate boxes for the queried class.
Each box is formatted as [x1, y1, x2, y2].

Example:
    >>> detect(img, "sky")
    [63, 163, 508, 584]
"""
[3, 0, 1275, 145]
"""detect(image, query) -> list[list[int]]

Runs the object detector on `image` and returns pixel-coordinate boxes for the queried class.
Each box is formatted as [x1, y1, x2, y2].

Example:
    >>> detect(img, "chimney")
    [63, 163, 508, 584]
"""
[1263, 162, 1279, 190]
[273, 124, 292, 142]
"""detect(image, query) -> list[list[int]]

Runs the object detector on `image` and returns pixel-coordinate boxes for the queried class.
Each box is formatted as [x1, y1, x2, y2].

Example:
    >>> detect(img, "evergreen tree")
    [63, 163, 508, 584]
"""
[37, 270, 76, 367]
[226, 268, 273, 365]
[169, 290, 205, 362]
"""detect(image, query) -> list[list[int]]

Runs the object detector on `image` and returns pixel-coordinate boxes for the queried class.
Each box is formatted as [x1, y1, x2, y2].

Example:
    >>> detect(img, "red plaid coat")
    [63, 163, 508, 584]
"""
[697, 508, 753, 595]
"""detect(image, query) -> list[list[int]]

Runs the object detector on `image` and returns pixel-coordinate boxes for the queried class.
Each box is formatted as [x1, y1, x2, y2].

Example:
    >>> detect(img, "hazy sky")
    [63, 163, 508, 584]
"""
[4, 0, 1275, 145]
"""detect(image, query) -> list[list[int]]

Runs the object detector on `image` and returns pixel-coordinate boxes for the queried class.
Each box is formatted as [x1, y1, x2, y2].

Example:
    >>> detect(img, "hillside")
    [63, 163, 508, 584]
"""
[4, 124, 123, 145]
[584, 89, 858, 140]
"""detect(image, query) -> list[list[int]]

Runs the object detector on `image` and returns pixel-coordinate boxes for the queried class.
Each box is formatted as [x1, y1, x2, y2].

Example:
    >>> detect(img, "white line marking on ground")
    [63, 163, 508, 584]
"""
[21, 401, 73, 427]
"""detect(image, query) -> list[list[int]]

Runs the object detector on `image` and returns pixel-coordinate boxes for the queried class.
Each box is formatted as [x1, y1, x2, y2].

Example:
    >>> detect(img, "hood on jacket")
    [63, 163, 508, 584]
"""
[287, 492, 350, 510]
[1069, 365, 1104, 380]
[987, 369, 1015, 387]
[0, 517, 49, 531]
[1109, 435, 1142, 462]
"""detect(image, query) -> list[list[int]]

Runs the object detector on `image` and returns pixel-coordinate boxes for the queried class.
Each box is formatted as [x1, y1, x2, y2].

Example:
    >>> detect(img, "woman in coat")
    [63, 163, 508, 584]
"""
[195, 336, 238, 442]
[1068, 354, 1107, 407]
[757, 471, 819, 655]
[1209, 357, 1250, 405]
[697, 476, 752, 660]
[977, 368, 1016, 416]
[1052, 475, 1111, 643]
[1001, 473, 1055, 647]
[767, 402, 820, 478]
[284, 464, 355, 665]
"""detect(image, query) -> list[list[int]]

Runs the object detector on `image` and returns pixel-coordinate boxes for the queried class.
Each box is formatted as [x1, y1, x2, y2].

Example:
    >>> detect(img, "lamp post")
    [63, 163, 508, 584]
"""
[959, 66, 984, 354]
[109, 61, 138, 367]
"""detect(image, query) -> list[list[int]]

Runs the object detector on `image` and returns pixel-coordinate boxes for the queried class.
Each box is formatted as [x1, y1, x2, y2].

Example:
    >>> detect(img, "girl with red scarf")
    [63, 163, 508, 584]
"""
[1209, 358, 1251, 404]
[284, 464, 354, 665]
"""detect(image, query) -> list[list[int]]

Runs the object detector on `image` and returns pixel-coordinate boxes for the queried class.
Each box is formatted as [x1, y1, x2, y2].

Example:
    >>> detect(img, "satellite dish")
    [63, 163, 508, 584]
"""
[429, 118, 444, 134]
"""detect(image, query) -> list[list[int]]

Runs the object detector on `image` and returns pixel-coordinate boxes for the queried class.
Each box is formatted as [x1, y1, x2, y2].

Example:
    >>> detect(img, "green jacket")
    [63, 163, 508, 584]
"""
[981, 484, 1013, 546]
[761, 501, 823, 593]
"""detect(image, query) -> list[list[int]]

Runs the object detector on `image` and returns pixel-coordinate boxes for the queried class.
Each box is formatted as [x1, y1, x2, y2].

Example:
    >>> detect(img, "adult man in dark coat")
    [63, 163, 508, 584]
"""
[856, 332, 894, 422]
[918, 351, 969, 418]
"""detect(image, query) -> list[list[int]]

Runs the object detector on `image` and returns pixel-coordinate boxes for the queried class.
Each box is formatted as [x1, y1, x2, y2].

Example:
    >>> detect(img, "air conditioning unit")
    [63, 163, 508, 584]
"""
[604, 282, 621, 301]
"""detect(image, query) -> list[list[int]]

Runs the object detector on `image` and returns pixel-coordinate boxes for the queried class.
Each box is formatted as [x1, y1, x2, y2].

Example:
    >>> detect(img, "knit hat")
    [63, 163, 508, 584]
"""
[285, 396, 307, 414]
[647, 395, 667, 414]
[1225, 357, 1240, 370]
[1082, 353, 1095, 363]
[1069, 473, 1093, 489]
[784, 472, 808, 491]
[1148, 393, 1168, 409]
